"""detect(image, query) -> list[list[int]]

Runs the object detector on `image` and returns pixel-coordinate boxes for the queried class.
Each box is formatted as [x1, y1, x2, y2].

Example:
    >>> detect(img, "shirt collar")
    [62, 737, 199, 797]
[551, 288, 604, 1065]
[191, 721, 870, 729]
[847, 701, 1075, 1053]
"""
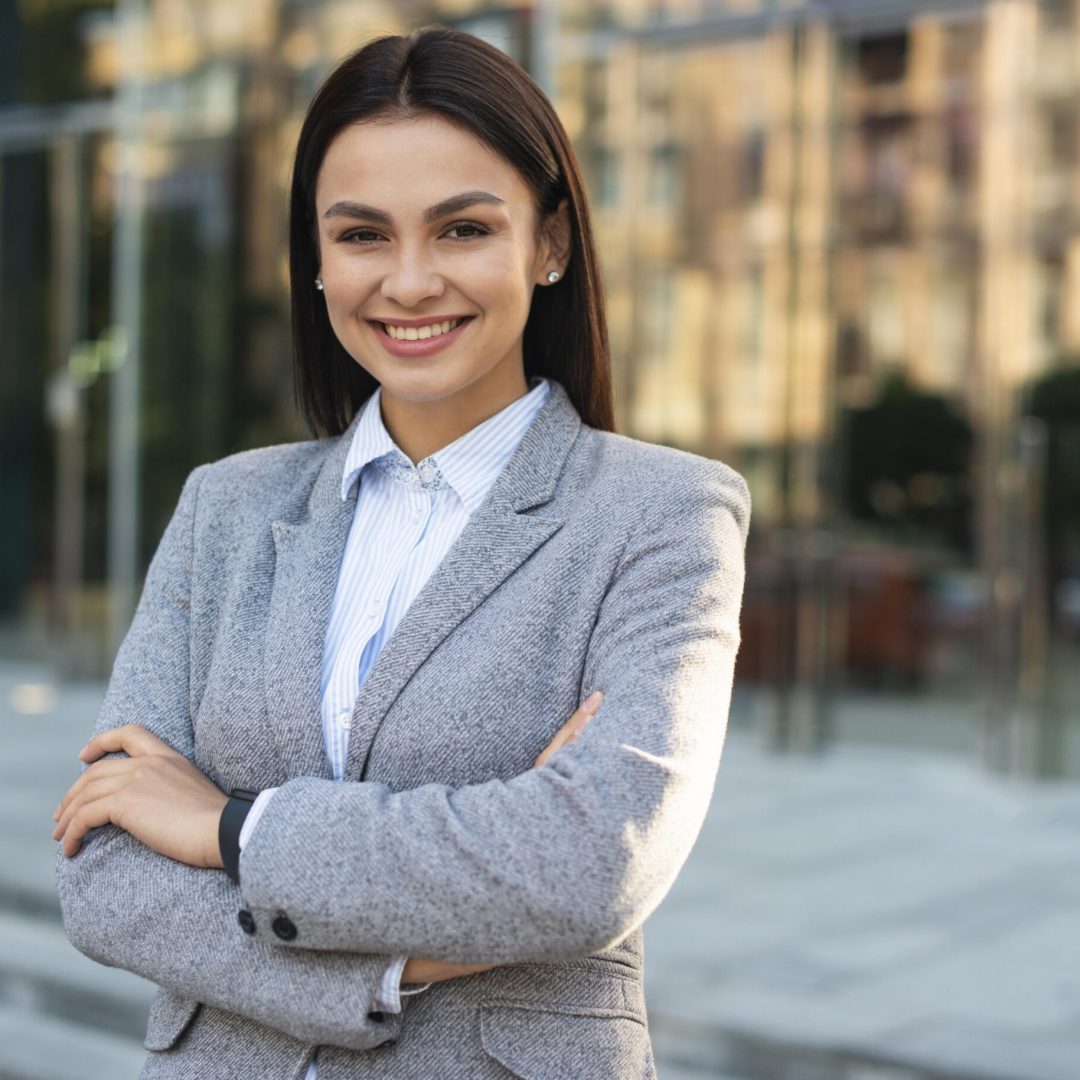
[340, 375, 551, 515]
[340, 389, 398, 501]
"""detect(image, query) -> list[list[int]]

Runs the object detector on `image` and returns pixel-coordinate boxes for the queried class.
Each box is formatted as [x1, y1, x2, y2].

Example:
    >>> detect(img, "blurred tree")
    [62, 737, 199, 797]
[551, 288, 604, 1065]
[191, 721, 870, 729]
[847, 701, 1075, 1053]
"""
[11, 0, 113, 106]
[840, 369, 974, 553]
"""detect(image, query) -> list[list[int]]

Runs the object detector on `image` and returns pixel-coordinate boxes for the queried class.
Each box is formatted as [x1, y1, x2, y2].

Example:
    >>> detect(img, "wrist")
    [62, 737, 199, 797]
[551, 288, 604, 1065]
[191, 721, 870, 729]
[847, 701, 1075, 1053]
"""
[218, 788, 259, 883]
[205, 793, 228, 869]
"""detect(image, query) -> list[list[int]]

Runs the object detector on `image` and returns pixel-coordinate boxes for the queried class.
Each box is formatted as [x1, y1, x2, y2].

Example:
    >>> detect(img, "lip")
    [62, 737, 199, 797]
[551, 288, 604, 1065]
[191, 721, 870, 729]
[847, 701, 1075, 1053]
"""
[369, 314, 472, 329]
[370, 316, 474, 358]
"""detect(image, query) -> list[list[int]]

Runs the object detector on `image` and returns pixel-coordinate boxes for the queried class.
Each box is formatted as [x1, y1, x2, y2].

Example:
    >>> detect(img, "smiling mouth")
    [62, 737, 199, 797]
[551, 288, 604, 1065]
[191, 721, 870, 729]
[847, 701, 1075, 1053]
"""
[376, 317, 470, 341]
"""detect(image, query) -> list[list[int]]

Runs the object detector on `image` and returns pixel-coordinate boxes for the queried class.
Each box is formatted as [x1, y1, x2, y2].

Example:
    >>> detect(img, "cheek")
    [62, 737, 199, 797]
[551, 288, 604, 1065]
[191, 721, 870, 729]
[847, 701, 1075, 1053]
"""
[464, 259, 534, 318]
[323, 262, 378, 312]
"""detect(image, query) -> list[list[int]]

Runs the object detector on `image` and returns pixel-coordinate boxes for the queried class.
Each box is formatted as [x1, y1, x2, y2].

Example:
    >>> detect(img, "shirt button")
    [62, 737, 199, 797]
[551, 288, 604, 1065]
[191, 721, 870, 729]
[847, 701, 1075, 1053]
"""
[338, 712, 352, 731]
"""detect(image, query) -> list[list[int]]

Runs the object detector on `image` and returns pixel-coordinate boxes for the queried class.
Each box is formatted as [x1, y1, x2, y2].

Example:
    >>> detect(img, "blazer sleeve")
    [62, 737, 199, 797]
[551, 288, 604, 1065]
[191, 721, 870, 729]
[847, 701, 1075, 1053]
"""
[54, 465, 414, 1051]
[237, 459, 751, 965]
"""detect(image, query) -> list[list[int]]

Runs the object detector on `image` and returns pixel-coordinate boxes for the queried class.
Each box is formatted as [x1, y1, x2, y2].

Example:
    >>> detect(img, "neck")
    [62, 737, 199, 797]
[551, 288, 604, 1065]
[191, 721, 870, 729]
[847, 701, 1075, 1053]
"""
[379, 364, 530, 465]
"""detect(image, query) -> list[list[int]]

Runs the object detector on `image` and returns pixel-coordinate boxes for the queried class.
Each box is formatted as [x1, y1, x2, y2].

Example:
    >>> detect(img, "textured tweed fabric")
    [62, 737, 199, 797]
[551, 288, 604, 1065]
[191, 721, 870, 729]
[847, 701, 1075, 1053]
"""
[55, 378, 750, 1079]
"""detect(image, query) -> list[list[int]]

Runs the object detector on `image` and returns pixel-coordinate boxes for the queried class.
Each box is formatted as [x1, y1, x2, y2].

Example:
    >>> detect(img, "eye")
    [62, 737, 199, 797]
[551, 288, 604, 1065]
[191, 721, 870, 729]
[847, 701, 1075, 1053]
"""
[340, 228, 383, 245]
[444, 221, 490, 240]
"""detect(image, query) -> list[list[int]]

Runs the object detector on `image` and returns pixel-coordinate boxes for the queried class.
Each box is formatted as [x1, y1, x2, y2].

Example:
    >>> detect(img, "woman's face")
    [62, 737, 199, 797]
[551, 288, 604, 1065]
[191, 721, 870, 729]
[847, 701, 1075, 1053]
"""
[314, 113, 568, 426]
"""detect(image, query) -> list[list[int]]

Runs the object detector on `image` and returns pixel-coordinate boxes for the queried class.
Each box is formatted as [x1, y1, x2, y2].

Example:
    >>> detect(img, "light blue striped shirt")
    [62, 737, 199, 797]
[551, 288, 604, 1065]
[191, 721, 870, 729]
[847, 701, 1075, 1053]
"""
[240, 374, 551, 1074]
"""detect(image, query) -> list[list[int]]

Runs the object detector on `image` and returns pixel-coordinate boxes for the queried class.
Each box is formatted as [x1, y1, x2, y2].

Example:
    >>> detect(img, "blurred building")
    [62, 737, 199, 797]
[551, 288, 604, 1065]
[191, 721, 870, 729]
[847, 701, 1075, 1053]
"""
[1, 0, 1078, 777]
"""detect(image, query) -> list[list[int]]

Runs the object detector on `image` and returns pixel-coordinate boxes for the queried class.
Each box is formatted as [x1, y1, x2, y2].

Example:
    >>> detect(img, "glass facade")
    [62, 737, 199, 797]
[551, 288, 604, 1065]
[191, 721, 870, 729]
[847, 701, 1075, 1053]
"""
[2, 0, 1078, 777]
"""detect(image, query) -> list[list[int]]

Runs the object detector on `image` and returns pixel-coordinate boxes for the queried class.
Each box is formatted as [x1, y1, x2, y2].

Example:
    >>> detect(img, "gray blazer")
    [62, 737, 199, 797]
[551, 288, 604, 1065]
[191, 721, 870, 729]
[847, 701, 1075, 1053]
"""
[56, 378, 750, 1080]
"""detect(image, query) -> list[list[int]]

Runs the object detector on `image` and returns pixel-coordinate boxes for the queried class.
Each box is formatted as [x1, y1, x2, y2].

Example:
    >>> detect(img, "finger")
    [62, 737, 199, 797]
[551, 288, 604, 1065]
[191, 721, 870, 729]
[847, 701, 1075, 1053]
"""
[53, 772, 128, 840]
[575, 690, 604, 729]
[80, 724, 176, 764]
[59, 795, 120, 858]
[533, 721, 571, 767]
[533, 712, 584, 767]
[54, 758, 133, 821]
[533, 692, 604, 767]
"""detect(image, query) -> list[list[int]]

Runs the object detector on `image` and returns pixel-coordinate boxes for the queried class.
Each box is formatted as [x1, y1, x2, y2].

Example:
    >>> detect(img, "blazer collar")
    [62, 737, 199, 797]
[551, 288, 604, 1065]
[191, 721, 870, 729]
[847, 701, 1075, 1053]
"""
[309, 376, 577, 518]
[264, 378, 582, 782]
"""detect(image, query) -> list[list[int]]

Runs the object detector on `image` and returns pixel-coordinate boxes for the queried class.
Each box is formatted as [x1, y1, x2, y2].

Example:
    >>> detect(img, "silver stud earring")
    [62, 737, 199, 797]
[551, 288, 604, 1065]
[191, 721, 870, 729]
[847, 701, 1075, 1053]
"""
[546, 270, 560, 284]
[314, 277, 324, 291]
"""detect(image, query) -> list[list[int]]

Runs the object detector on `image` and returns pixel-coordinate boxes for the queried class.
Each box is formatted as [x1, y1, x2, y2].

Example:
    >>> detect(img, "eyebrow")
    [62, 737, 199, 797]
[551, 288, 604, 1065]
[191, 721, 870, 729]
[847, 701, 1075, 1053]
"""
[323, 190, 507, 226]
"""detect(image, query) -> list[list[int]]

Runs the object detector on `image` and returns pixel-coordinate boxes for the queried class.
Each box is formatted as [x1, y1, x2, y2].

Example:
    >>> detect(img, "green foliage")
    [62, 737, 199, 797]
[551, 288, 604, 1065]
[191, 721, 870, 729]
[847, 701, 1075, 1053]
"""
[1026, 362, 1080, 423]
[12, 0, 113, 106]
[840, 370, 974, 552]
[17, 0, 110, 18]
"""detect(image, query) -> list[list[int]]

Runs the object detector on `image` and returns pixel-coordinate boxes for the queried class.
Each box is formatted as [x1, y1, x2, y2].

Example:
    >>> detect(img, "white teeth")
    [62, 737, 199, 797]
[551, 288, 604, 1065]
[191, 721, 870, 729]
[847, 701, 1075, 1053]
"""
[383, 318, 463, 341]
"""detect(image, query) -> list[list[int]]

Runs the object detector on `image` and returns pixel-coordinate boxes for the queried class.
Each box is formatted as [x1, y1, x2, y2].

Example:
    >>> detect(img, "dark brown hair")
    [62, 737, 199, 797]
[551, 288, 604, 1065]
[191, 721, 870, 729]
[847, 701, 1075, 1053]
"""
[288, 25, 614, 438]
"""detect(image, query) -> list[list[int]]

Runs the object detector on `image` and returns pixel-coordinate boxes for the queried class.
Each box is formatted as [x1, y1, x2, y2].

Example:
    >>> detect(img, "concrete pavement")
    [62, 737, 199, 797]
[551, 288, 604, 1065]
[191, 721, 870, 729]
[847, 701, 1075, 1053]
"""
[645, 707, 1080, 1080]
[2, 660, 1077, 1079]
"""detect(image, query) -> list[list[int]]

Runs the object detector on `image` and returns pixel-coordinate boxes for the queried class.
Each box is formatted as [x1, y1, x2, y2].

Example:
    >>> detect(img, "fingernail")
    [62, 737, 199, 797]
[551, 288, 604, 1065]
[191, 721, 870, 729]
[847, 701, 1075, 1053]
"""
[582, 690, 604, 712]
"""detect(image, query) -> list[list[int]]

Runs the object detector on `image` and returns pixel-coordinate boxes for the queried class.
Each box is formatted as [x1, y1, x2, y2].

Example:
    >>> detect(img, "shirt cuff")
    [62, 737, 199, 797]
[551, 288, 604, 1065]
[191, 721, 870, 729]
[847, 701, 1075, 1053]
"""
[238, 787, 278, 851]
[375, 955, 432, 1014]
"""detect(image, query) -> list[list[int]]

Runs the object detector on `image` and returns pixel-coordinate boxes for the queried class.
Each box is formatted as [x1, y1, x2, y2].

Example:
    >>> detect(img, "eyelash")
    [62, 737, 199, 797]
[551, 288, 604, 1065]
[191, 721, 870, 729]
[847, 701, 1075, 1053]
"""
[339, 221, 491, 245]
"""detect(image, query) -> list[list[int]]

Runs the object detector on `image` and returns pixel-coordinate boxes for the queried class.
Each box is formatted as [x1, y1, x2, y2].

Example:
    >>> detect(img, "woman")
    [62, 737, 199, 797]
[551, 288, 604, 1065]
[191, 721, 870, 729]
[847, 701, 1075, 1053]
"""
[53, 25, 750, 1080]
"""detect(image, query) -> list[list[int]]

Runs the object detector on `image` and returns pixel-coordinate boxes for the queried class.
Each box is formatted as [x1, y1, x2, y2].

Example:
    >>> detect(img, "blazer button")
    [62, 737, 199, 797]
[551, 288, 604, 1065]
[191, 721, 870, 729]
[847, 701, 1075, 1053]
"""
[271, 915, 298, 941]
[367, 1010, 386, 1023]
[237, 909, 257, 935]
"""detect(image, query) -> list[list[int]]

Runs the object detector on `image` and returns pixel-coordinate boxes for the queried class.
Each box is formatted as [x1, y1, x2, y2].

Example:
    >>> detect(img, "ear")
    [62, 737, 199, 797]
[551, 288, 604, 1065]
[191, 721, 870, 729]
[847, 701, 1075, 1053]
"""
[537, 198, 572, 281]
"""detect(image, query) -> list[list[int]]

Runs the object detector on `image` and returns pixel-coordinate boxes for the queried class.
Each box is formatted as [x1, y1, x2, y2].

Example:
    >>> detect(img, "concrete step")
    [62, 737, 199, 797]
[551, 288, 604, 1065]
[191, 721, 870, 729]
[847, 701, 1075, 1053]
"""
[0, 909, 154, 1042]
[0, 1002, 145, 1080]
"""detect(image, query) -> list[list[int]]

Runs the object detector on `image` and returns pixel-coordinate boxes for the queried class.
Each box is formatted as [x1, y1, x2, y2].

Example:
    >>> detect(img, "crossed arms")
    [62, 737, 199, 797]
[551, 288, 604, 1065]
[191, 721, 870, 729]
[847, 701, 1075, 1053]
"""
[55, 460, 750, 1048]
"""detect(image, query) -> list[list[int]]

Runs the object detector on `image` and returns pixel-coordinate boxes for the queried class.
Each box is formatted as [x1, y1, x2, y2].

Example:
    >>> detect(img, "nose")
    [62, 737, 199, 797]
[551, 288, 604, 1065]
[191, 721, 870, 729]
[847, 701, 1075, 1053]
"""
[380, 246, 445, 308]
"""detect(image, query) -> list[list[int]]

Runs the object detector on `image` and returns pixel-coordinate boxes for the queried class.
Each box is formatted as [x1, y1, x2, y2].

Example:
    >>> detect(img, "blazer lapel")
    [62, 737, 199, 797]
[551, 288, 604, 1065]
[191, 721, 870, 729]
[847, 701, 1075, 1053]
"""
[343, 379, 582, 781]
[264, 413, 363, 782]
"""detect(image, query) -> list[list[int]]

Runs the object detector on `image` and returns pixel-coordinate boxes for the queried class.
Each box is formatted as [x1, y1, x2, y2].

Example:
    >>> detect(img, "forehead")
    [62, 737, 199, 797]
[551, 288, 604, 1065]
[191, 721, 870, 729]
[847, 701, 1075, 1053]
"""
[314, 114, 533, 214]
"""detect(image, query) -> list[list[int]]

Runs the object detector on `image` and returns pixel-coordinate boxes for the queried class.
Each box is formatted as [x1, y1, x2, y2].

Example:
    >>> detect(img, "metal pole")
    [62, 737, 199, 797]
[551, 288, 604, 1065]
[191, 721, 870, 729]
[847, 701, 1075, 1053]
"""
[48, 134, 86, 671]
[106, 0, 146, 661]
[1013, 416, 1060, 776]
[765, 21, 807, 755]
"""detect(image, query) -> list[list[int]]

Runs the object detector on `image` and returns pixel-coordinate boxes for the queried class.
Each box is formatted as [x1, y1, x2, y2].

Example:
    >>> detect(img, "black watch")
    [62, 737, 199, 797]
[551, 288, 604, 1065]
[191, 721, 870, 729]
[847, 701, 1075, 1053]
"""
[219, 788, 259, 885]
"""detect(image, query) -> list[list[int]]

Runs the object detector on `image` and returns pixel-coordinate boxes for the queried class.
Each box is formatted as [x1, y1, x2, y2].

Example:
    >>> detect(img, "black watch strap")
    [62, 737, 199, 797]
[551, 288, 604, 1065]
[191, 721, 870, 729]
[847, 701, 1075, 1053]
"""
[219, 788, 259, 885]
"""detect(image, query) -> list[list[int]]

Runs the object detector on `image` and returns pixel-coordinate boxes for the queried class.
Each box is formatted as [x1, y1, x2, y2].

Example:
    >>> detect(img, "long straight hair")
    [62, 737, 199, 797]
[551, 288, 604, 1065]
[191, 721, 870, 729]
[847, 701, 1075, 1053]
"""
[288, 26, 615, 438]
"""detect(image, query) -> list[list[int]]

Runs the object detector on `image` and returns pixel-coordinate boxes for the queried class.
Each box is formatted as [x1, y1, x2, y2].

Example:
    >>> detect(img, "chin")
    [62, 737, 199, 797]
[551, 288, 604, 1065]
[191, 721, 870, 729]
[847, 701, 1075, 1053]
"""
[379, 372, 471, 402]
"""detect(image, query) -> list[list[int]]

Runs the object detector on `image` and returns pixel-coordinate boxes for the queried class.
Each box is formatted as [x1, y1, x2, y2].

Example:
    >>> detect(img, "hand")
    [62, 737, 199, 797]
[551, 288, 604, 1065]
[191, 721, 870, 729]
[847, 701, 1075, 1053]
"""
[52, 724, 229, 868]
[402, 689, 604, 986]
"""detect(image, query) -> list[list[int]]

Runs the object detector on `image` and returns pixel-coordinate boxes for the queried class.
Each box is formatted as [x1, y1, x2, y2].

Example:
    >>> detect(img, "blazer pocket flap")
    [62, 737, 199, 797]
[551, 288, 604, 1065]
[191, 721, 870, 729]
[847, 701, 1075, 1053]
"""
[144, 987, 202, 1051]
[479, 1000, 648, 1080]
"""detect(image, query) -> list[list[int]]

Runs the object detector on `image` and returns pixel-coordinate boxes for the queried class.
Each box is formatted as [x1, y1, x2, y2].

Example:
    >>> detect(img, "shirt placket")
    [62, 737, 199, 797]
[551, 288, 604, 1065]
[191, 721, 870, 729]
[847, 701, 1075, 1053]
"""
[332, 457, 443, 771]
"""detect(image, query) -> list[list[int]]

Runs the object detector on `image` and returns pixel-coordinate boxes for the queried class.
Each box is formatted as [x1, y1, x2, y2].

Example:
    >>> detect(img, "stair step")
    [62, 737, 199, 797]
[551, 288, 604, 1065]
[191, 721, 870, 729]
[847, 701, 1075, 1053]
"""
[0, 1003, 145, 1080]
[0, 910, 154, 1040]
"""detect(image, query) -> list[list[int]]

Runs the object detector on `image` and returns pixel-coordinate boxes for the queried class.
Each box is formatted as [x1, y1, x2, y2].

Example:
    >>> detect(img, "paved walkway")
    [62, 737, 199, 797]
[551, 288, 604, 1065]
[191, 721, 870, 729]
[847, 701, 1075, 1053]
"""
[2, 661, 1077, 1079]
[646, 711, 1080, 1080]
